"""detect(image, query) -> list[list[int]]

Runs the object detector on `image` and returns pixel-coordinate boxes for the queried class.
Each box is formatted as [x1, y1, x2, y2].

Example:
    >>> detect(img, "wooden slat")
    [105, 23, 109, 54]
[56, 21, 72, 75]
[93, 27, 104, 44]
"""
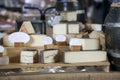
[0, 61, 110, 69]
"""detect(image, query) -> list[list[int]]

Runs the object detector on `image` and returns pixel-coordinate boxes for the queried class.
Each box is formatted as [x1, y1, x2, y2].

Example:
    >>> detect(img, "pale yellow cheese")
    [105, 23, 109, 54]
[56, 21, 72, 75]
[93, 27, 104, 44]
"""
[68, 24, 80, 34]
[53, 24, 67, 34]
[82, 39, 100, 50]
[27, 34, 47, 47]
[64, 51, 107, 63]
[3, 35, 14, 47]
[41, 49, 58, 63]
[67, 12, 77, 21]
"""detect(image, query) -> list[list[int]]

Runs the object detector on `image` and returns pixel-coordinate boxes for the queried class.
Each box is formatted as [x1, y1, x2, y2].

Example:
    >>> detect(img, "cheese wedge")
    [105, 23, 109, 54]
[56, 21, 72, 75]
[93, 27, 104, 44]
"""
[0, 56, 9, 65]
[20, 50, 38, 64]
[64, 51, 107, 63]
[19, 21, 35, 34]
[40, 49, 58, 63]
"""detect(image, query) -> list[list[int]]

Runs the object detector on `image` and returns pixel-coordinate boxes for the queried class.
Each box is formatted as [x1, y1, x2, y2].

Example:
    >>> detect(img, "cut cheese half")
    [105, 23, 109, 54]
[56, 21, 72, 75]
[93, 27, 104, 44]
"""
[20, 50, 38, 64]
[40, 49, 58, 63]
[64, 51, 107, 63]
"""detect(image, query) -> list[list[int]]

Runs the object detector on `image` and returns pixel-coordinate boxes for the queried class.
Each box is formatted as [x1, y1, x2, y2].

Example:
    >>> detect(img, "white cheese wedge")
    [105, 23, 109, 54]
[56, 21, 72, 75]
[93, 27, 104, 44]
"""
[40, 49, 58, 63]
[19, 21, 35, 34]
[68, 24, 80, 34]
[67, 12, 77, 21]
[20, 50, 38, 64]
[82, 39, 100, 50]
[53, 24, 67, 34]
[0, 56, 9, 65]
[64, 51, 107, 63]
[27, 34, 47, 47]
[3, 35, 14, 47]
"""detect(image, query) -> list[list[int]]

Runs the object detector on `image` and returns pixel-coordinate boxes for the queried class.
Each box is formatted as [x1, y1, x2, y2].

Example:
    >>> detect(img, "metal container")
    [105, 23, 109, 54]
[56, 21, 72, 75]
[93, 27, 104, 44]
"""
[105, 3, 120, 50]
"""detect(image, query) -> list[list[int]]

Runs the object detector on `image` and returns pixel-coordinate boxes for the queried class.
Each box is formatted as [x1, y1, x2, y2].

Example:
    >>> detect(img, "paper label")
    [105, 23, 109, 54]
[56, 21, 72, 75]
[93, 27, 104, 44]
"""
[69, 38, 83, 46]
[8, 32, 30, 43]
[55, 35, 66, 42]
[43, 36, 53, 45]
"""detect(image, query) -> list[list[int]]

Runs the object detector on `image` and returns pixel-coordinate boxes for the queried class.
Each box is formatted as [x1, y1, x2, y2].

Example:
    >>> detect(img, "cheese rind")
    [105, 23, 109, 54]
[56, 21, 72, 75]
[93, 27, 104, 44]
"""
[0, 56, 9, 65]
[20, 50, 38, 64]
[40, 49, 58, 63]
[64, 51, 107, 63]
[3, 35, 14, 47]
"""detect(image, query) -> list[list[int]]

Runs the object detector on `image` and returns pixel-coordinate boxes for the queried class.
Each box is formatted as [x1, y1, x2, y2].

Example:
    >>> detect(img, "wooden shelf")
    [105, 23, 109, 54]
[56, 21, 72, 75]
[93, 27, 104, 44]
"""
[0, 61, 110, 71]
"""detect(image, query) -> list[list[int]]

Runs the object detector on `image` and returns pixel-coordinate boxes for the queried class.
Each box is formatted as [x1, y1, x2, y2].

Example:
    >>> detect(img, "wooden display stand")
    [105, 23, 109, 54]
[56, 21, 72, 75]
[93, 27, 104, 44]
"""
[0, 61, 110, 72]
[3, 46, 110, 72]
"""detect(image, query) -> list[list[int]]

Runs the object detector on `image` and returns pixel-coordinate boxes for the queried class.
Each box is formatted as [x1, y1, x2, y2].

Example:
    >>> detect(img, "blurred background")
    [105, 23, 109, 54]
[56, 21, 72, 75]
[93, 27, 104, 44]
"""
[0, 0, 111, 34]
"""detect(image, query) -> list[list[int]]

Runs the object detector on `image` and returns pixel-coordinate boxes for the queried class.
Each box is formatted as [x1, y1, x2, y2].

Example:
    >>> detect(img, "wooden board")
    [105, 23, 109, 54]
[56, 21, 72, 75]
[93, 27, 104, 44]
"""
[0, 72, 120, 80]
[0, 61, 110, 72]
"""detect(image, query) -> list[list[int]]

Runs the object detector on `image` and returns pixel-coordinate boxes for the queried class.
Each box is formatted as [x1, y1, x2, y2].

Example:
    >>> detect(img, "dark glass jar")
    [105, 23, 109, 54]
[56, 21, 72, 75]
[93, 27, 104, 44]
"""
[105, 4, 120, 50]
